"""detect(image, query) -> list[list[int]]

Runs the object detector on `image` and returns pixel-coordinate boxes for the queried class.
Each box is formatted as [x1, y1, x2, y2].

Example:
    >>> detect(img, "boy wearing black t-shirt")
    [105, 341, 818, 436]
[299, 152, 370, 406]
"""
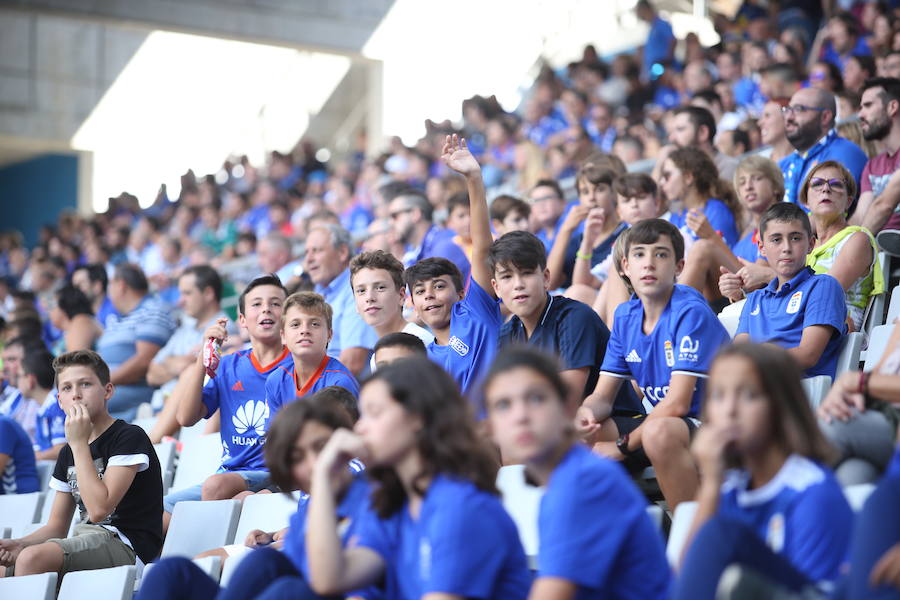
[0, 350, 162, 576]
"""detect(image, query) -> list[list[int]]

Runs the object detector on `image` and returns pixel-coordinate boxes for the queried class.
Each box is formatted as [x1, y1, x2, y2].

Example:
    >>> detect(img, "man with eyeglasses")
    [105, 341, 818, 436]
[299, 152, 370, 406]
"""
[780, 87, 868, 205]
[387, 189, 471, 283]
[851, 77, 900, 256]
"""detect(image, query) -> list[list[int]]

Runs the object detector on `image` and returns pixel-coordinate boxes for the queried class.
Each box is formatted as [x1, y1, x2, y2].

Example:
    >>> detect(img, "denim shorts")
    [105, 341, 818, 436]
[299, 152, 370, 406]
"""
[163, 469, 271, 513]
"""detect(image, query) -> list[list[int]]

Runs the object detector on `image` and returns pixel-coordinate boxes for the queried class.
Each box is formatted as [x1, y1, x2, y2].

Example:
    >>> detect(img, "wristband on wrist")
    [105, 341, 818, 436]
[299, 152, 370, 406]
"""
[576, 250, 592, 261]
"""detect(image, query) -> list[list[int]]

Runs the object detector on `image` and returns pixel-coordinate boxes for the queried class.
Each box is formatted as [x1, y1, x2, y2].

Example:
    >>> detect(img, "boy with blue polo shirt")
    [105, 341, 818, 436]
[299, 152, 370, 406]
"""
[405, 135, 501, 398]
[19, 349, 66, 461]
[577, 219, 730, 510]
[735, 203, 847, 378]
[265, 291, 359, 415]
[165, 274, 292, 531]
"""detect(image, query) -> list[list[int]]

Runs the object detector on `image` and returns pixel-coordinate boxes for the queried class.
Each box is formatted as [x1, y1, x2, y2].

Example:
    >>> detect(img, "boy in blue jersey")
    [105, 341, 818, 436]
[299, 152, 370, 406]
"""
[734, 203, 847, 378]
[265, 291, 358, 416]
[405, 135, 502, 398]
[166, 274, 292, 531]
[577, 219, 730, 510]
[19, 348, 66, 461]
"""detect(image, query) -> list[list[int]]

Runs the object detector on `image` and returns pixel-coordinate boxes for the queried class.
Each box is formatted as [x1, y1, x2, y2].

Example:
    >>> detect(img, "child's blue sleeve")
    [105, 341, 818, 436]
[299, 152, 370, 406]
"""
[200, 373, 221, 419]
[600, 310, 630, 377]
[802, 276, 848, 335]
[784, 481, 853, 583]
[462, 279, 502, 327]
[672, 306, 728, 376]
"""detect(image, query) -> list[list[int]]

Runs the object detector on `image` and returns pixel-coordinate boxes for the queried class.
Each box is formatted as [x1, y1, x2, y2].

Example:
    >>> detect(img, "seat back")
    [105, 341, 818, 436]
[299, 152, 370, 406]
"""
[0, 572, 57, 600]
[864, 324, 894, 371]
[835, 331, 864, 376]
[0, 492, 43, 528]
[161, 499, 241, 558]
[232, 491, 301, 546]
[58, 565, 135, 600]
[496, 464, 544, 562]
[666, 501, 699, 567]
[170, 433, 222, 492]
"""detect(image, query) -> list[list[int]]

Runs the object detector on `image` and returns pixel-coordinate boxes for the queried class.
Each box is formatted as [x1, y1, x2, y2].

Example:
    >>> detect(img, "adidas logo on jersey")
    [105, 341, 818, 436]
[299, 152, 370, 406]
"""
[232, 400, 268, 437]
[232, 381, 245, 391]
[625, 349, 642, 363]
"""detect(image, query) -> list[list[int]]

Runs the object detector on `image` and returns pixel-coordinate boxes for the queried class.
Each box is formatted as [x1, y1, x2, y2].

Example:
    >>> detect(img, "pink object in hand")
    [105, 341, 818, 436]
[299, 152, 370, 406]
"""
[203, 338, 222, 378]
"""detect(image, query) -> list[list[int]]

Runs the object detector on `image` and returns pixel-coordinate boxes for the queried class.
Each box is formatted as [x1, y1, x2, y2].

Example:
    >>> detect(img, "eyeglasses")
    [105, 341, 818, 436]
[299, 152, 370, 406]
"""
[809, 177, 846, 192]
[389, 207, 413, 220]
[781, 104, 827, 115]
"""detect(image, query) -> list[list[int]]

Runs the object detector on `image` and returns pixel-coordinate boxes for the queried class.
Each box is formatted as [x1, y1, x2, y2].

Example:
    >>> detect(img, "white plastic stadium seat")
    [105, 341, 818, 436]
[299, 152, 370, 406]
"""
[835, 332, 864, 377]
[58, 565, 135, 600]
[232, 491, 301, 547]
[864, 324, 894, 371]
[717, 299, 745, 339]
[192, 555, 223, 582]
[162, 499, 241, 558]
[666, 501, 698, 567]
[0, 572, 57, 600]
[170, 433, 222, 492]
[886, 285, 900, 324]
[154, 441, 177, 494]
[496, 464, 544, 567]
[801, 376, 832, 410]
[35, 460, 55, 490]
[0, 492, 43, 529]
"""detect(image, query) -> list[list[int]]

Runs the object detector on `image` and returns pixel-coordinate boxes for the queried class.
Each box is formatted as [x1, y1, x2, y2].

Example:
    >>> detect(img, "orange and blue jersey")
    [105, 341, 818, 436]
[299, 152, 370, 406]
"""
[200, 347, 292, 472]
[264, 354, 358, 417]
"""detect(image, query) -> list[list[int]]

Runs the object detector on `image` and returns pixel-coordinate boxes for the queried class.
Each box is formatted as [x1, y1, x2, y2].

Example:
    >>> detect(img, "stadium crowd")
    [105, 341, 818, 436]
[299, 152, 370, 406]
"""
[1, 0, 900, 598]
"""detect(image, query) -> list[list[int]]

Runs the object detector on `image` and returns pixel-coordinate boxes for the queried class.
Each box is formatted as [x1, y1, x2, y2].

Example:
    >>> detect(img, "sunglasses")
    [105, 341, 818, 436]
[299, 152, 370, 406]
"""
[809, 177, 846, 192]
[781, 104, 827, 115]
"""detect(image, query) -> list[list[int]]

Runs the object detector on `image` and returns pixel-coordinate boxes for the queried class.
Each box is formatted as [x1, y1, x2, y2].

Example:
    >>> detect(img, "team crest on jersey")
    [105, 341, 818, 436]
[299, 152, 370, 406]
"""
[448, 336, 469, 356]
[664, 340, 675, 367]
[786, 291, 803, 314]
[678, 335, 700, 363]
[766, 512, 786, 553]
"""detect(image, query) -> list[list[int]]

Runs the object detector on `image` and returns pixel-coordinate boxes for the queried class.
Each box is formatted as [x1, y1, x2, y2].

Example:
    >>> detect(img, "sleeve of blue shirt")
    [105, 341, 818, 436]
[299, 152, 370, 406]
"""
[784, 480, 853, 583]
[802, 275, 848, 336]
[353, 508, 397, 564]
[704, 199, 740, 248]
[672, 303, 727, 375]
[735, 294, 755, 337]
[600, 307, 630, 376]
[462, 279, 502, 328]
[557, 303, 605, 371]
[135, 309, 176, 346]
[0, 418, 18, 456]
[538, 459, 633, 588]
[425, 499, 517, 596]
[200, 372, 221, 420]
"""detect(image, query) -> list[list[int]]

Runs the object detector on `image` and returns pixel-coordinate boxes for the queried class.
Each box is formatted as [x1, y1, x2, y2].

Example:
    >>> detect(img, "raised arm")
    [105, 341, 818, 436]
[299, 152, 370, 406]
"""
[441, 135, 494, 295]
[175, 318, 228, 427]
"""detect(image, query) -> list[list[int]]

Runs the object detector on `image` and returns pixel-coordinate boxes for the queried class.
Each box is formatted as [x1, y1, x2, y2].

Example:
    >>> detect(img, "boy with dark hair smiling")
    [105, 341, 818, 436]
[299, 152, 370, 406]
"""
[734, 203, 847, 378]
[0, 350, 162, 577]
[494, 230, 622, 404]
[577, 219, 730, 511]
[405, 134, 501, 398]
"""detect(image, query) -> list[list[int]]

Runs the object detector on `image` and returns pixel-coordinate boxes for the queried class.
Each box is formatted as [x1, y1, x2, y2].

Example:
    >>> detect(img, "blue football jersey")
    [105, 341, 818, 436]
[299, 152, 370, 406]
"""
[33, 392, 66, 452]
[201, 347, 292, 472]
[601, 285, 730, 417]
[718, 454, 852, 584]
[426, 280, 502, 400]
[265, 354, 359, 416]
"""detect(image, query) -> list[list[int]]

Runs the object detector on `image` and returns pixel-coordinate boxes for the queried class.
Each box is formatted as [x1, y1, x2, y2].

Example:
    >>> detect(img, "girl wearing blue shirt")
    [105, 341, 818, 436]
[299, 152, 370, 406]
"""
[660, 147, 741, 250]
[306, 358, 532, 600]
[484, 347, 671, 600]
[673, 343, 852, 599]
[136, 390, 375, 600]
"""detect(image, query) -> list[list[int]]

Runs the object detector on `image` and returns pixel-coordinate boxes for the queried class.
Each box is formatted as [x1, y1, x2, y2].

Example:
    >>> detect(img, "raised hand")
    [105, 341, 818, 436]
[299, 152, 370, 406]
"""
[441, 134, 481, 178]
[583, 208, 607, 243]
[718, 266, 745, 302]
[685, 209, 716, 240]
[65, 402, 93, 446]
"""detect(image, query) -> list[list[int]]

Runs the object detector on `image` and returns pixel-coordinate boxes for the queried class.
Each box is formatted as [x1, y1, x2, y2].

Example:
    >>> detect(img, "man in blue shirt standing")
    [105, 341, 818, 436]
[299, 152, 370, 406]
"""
[637, 0, 676, 83]
[304, 224, 378, 378]
[781, 87, 868, 205]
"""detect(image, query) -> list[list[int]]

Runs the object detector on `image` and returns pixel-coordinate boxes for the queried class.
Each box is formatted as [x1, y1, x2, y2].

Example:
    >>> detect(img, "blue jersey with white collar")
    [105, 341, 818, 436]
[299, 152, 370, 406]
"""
[737, 267, 847, 378]
[264, 354, 358, 416]
[426, 279, 502, 400]
[201, 347, 292, 472]
[355, 474, 532, 600]
[601, 285, 729, 417]
[718, 455, 851, 584]
[33, 392, 65, 452]
[538, 444, 671, 599]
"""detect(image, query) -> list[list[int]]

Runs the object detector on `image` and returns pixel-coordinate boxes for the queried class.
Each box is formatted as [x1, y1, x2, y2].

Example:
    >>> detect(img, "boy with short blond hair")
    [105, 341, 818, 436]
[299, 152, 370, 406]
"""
[265, 292, 358, 416]
[0, 350, 162, 576]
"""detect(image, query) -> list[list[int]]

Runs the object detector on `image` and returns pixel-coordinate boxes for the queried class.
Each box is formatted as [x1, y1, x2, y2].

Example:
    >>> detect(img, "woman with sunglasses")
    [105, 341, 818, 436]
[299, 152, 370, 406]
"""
[799, 160, 884, 331]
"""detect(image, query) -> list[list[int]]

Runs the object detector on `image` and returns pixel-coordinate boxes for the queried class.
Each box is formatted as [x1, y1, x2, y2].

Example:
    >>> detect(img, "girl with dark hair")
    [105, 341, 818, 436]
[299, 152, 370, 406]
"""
[135, 390, 377, 600]
[48, 284, 101, 354]
[483, 346, 671, 599]
[673, 343, 852, 599]
[306, 357, 531, 600]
